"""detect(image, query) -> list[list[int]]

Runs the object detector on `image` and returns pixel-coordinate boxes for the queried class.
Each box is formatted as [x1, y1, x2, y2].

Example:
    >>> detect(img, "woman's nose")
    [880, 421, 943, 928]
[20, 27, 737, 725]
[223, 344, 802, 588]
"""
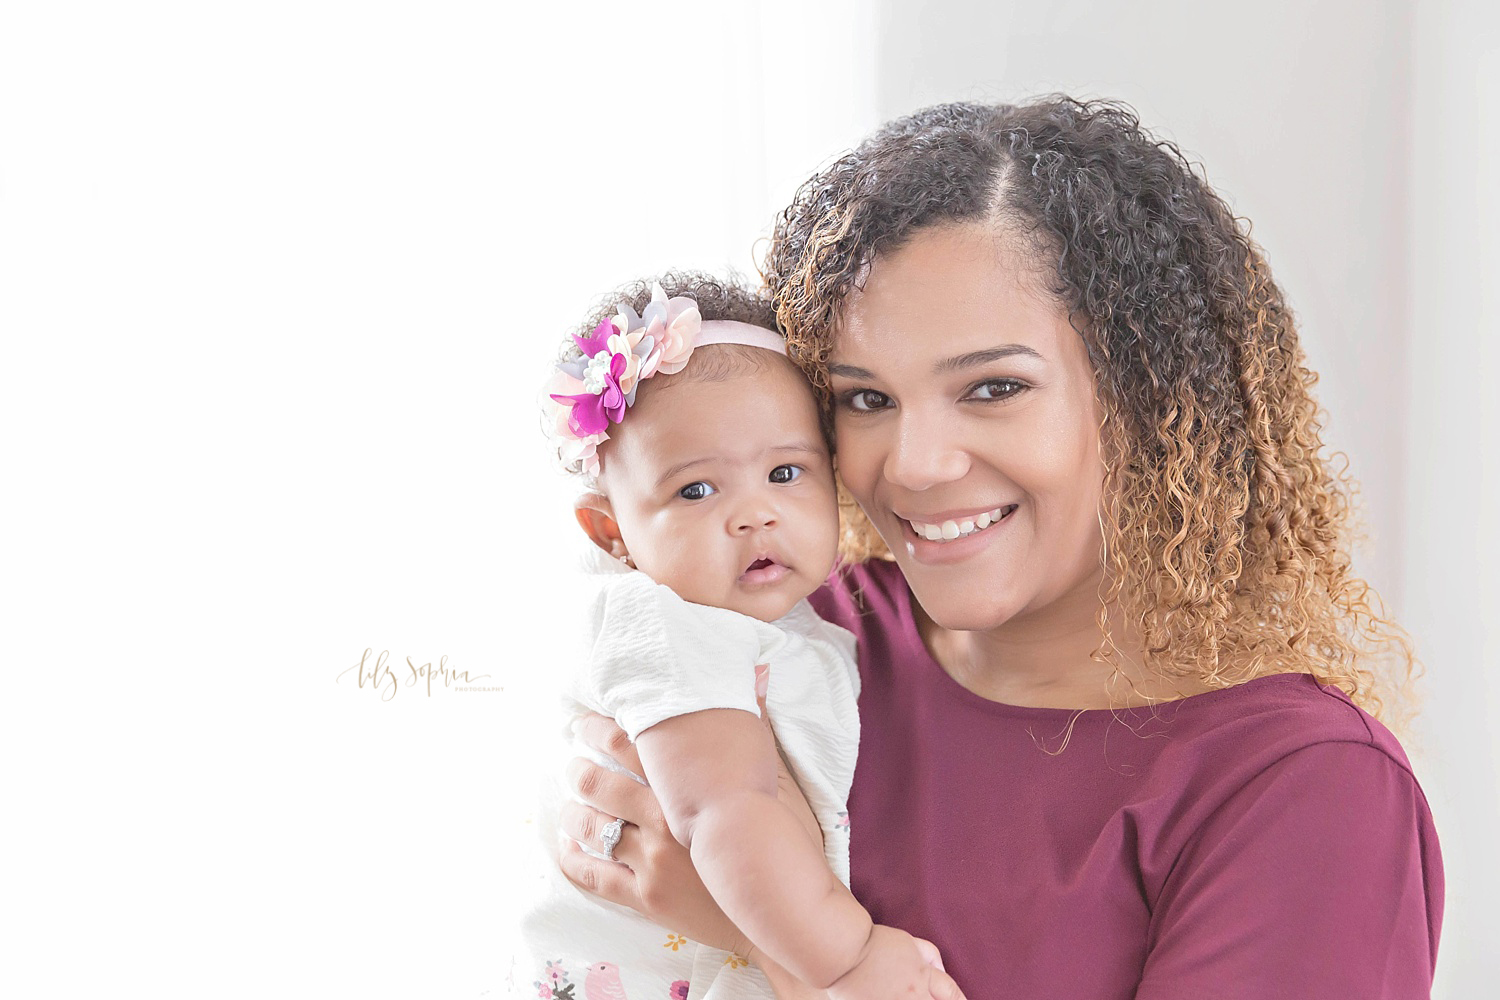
[883, 409, 970, 491]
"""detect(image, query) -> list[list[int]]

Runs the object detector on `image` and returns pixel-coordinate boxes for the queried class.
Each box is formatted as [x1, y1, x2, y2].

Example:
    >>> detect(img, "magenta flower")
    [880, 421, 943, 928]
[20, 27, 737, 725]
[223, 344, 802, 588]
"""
[573, 317, 615, 358]
[551, 350, 628, 435]
[550, 319, 631, 437]
[670, 980, 690, 1000]
[541, 285, 704, 479]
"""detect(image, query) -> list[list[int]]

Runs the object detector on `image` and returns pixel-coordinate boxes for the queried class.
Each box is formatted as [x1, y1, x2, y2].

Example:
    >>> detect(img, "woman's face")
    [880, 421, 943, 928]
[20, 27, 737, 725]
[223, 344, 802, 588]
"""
[830, 223, 1105, 632]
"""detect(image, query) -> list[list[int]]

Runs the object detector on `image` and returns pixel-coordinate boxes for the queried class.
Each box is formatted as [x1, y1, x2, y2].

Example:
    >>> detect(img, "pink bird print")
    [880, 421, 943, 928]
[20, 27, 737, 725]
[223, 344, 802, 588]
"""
[583, 961, 628, 1000]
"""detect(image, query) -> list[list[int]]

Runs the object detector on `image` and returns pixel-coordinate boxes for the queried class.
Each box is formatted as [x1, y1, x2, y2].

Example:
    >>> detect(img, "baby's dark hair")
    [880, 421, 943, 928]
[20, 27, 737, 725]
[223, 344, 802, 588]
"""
[550, 270, 785, 478]
[566, 270, 777, 349]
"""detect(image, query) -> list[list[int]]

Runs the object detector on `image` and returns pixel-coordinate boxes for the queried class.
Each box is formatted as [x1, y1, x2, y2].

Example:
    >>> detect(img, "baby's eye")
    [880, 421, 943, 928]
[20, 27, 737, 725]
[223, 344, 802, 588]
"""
[677, 481, 716, 501]
[841, 389, 893, 412]
[769, 464, 802, 485]
[966, 379, 1028, 401]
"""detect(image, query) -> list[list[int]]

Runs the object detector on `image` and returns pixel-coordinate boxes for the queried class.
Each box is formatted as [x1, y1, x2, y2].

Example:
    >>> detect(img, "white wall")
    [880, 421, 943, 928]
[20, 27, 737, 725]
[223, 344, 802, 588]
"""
[1406, 0, 1500, 994]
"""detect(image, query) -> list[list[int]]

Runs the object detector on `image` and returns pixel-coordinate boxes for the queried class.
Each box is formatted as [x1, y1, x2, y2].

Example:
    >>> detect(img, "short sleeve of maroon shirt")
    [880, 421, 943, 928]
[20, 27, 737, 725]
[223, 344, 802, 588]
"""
[810, 559, 1444, 1000]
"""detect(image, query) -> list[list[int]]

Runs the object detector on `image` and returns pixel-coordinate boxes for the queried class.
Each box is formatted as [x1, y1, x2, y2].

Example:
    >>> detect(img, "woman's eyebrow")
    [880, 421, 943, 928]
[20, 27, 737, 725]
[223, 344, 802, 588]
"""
[934, 344, 1044, 373]
[828, 345, 1044, 381]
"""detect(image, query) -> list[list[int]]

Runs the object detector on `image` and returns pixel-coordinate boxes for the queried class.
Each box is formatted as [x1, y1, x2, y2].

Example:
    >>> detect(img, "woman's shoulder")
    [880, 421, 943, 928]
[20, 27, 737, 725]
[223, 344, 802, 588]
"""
[1138, 677, 1443, 994]
[1152, 672, 1418, 781]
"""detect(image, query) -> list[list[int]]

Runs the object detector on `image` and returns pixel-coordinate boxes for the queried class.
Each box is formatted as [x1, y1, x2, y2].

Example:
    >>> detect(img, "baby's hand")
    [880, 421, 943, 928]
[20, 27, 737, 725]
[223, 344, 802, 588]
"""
[828, 925, 966, 1000]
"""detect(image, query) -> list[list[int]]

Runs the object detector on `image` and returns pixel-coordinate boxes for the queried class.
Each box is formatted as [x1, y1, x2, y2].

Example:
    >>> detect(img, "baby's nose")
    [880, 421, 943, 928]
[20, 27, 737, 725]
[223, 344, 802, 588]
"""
[732, 504, 778, 533]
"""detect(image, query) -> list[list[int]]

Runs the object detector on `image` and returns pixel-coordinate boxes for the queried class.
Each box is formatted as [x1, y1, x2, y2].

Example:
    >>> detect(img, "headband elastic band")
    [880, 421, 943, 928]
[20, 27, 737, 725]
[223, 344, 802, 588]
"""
[693, 320, 787, 356]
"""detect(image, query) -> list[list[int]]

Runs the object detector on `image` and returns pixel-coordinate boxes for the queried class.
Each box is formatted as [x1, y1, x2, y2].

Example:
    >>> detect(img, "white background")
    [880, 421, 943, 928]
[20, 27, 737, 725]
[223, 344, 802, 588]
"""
[2, 1, 1494, 997]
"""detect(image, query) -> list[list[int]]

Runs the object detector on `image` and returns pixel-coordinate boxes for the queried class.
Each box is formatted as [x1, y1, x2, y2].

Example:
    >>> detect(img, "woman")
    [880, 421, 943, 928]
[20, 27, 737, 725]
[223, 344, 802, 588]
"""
[555, 98, 1443, 998]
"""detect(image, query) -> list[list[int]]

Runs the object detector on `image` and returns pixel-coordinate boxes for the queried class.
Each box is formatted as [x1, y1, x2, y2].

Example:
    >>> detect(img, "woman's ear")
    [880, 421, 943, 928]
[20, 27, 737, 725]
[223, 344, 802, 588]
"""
[574, 493, 629, 561]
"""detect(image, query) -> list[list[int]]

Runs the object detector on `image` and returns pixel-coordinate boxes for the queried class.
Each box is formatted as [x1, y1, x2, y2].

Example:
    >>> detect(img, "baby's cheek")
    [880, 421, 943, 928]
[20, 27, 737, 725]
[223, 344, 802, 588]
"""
[649, 535, 725, 602]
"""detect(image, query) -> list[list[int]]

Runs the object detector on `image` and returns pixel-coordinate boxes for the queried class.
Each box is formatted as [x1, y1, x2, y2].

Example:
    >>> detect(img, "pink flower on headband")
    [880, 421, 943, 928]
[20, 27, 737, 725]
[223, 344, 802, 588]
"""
[544, 367, 607, 474]
[630, 282, 701, 378]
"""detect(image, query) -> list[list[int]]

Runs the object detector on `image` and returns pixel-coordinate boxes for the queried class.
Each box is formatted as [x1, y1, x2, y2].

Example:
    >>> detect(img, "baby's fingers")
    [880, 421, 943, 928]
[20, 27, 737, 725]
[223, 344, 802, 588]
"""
[913, 936, 946, 971]
[754, 663, 771, 726]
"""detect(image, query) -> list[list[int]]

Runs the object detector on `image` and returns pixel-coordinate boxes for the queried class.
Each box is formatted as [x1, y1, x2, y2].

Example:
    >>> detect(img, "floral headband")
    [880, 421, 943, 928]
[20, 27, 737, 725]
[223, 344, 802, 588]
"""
[543, 282, 787, 477]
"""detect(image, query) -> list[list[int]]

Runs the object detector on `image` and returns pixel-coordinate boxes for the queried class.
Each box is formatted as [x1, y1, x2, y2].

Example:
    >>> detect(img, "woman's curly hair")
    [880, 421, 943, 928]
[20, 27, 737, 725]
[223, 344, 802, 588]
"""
[762, 97, 1416, 723]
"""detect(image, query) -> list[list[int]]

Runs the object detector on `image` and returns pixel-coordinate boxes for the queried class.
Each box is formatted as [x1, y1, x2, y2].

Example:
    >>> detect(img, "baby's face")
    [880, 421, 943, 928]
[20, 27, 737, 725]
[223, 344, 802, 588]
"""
[598, 355, 839, 622]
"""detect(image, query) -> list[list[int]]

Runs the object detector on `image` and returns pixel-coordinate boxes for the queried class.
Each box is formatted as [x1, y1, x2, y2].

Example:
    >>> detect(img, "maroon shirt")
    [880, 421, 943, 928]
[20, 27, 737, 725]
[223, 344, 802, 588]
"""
[811, 559, 1443, 1000]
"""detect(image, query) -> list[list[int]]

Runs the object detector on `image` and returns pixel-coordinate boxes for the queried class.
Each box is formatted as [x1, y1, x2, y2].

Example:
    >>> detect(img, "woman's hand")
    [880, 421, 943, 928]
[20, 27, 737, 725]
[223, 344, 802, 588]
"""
[557, 664, 824, 952]
[557, 711, 749, 954]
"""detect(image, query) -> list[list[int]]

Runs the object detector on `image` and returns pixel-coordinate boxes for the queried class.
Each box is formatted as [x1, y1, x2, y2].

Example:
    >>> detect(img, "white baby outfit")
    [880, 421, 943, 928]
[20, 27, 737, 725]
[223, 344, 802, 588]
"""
[516, 564, 860, 1000]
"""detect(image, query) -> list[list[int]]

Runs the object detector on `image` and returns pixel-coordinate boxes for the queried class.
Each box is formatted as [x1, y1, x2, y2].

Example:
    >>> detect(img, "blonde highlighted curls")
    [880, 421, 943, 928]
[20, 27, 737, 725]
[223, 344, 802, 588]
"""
[763, 97, 1416, 724]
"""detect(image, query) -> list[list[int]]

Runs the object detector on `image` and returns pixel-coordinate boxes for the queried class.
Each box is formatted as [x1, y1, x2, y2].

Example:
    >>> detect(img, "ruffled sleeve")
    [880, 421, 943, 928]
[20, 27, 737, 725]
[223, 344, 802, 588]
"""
[574, 572, 780, 741]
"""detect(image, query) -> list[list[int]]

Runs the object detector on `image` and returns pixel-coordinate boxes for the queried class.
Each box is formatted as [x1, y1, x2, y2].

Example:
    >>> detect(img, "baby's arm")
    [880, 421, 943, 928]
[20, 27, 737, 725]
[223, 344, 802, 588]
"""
[634, 708, 937, 996]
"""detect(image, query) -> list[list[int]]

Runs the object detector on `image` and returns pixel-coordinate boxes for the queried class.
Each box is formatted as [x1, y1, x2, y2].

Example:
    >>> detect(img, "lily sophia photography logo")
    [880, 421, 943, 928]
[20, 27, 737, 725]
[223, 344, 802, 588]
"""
[336, 648, 497, 702]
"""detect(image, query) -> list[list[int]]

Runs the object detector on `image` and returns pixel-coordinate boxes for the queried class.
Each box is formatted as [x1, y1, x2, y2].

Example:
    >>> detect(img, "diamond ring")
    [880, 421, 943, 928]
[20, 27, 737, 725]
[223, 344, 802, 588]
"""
[599, 817, 626, 862]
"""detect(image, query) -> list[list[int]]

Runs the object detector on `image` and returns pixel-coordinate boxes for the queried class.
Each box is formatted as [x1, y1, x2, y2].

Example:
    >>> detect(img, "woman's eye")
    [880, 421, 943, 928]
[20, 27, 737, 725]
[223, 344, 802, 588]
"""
[677, 481, 716, 501]
[966, 379, 1027, 401]
[842, 389, 892, 412]
[769, 464, 802, 485]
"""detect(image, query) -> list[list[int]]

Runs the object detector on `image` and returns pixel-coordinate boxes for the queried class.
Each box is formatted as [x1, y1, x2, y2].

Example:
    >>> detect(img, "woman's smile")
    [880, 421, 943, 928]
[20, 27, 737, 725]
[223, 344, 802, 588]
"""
[901, 504, 1018, 542]
[898, 503, 1020, 563]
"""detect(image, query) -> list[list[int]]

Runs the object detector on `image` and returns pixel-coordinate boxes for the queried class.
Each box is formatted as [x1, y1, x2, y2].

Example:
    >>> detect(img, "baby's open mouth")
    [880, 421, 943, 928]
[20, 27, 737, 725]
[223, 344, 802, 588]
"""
[739, 556, 790, 585]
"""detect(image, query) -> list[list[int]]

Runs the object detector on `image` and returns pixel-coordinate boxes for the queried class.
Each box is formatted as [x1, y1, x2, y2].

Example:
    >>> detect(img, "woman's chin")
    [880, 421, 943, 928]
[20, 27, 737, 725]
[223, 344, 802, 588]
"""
[906, 576, 1027, 633]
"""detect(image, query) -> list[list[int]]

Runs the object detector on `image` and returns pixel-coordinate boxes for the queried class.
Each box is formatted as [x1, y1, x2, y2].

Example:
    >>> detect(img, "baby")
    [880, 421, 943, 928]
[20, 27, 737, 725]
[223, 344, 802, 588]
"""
[518, 275, 957, 1000]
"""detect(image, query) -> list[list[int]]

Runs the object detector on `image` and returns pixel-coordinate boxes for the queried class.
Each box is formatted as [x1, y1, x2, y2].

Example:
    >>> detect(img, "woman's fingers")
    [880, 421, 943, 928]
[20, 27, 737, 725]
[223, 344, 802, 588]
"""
[928, 968, 967, 1000]
[558, 799, 643, 867]
[565, 755, 661, 829]
[557, 763, 748, 957]
[558, 836, 640, 909]
[574, 712, 645, 778]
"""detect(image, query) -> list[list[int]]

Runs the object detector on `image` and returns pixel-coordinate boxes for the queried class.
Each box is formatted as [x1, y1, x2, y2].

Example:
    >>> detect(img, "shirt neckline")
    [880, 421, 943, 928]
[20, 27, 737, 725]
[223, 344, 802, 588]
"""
[882, 560, 1318, 719]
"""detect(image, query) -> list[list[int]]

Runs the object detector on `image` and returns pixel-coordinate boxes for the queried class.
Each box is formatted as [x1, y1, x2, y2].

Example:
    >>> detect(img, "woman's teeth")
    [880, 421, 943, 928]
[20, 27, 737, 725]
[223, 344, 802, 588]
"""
[907, 506, 1014, 542]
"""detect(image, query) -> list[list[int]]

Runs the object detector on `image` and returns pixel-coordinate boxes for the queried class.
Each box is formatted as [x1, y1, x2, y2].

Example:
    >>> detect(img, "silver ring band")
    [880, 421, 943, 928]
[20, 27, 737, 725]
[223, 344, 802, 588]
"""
[599, 817, 626, 862]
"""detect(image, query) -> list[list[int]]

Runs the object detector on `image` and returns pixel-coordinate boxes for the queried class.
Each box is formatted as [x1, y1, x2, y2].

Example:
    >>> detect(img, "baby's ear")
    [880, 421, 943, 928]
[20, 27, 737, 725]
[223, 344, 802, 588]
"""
[574, 493, 628, 560]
